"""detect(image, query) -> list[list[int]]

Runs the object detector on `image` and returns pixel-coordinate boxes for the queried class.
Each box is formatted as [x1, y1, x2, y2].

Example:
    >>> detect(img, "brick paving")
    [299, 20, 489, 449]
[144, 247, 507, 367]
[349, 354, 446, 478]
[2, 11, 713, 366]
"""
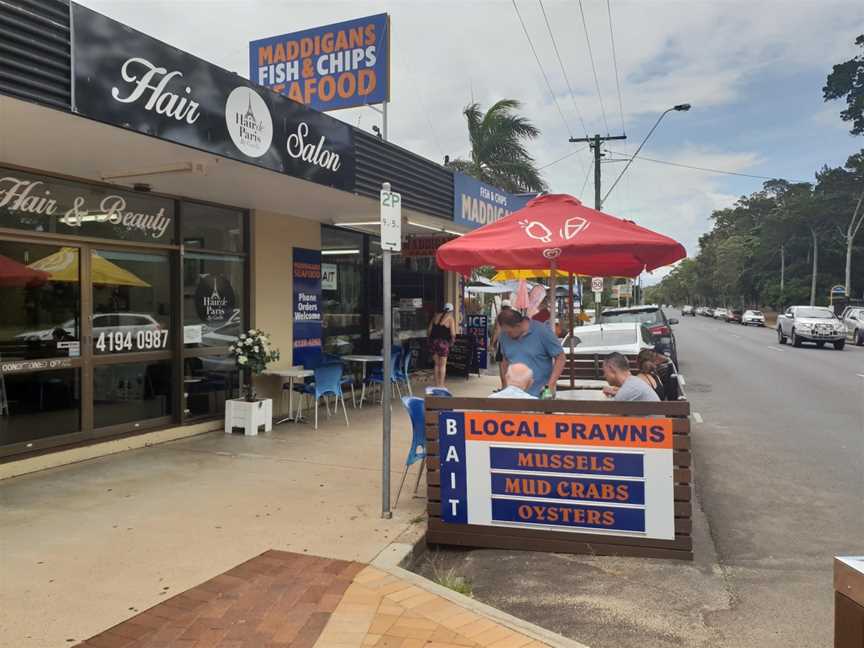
[74, 552, 554, 648]
[74, 550, 364, 648]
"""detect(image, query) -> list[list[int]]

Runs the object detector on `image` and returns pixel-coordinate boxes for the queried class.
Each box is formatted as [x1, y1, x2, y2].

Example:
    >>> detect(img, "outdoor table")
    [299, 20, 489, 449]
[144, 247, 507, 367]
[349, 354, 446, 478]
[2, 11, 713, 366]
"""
[263, 366, 314, 423]
[558, 378, 607, 389]
[341, 354, 383, 407]
[554, 389, 608, 401]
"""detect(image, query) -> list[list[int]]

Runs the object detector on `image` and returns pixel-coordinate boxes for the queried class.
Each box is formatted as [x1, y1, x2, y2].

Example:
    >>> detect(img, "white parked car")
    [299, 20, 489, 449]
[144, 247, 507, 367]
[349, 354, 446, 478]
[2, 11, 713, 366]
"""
[839, 306, 864, 346]
[713, 308, 729, 320]
[561, 322, 654, 356]
[741, 310, 766, 326]
[776, 306, 845, 350]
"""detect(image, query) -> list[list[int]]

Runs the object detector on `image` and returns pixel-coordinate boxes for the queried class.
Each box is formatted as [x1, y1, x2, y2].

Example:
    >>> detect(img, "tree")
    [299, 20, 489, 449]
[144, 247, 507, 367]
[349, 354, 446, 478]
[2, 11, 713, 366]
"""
[824, 34, 864, 135]
[446, 99, 547, 193]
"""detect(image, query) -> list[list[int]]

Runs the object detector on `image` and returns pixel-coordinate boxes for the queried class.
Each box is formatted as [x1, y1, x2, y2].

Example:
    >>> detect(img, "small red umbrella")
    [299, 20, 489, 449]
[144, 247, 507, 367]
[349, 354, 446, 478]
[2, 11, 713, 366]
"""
[0, 254, 50, 288]
[436, 194, 686, 277]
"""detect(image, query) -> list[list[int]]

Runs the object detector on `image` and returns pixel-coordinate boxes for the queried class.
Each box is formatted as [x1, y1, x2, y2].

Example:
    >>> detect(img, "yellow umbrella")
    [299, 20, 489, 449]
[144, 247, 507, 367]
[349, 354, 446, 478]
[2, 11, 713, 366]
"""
[29, 247, 150, 287]
[492, 268, 574, 281]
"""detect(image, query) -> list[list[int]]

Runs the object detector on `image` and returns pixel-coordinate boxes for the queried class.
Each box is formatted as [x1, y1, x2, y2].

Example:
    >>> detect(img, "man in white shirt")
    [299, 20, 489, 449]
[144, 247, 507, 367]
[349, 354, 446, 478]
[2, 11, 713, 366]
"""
[490, 363, 538, 399]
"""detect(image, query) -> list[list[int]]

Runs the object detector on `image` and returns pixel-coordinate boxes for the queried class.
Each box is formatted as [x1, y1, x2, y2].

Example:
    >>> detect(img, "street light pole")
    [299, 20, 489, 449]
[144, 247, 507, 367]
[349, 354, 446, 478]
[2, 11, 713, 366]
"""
[603, 103, 691, 205]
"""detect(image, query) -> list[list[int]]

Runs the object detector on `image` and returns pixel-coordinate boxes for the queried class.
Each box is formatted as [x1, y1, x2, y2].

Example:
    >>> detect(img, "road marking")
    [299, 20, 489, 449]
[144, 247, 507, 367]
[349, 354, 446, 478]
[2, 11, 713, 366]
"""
[693, 412, 704, 423]
[857, 374, 864, 379]
[767, 346, 783, 352]
[729, 333, 741, 339]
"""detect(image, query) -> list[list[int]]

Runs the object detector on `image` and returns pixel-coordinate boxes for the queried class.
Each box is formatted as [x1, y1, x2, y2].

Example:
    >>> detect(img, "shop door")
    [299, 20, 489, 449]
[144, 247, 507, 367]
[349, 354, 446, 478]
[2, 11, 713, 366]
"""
[0, 240, 85, 456]
[87, 247, 174, 436]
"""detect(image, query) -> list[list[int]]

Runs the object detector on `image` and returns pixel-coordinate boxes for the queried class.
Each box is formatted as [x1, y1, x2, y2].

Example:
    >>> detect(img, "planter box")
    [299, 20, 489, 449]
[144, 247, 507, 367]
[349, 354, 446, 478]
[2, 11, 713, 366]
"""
[224, 398, 272, 436]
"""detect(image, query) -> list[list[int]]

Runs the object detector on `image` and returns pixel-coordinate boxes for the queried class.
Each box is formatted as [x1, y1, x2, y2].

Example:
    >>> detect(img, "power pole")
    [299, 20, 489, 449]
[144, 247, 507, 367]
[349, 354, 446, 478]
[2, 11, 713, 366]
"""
[569, 134, 627, 210]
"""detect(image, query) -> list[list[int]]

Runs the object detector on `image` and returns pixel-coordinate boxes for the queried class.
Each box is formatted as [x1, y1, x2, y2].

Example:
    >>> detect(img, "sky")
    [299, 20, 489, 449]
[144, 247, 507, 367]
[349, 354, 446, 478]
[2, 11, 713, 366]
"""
[79, 0, 864, 282]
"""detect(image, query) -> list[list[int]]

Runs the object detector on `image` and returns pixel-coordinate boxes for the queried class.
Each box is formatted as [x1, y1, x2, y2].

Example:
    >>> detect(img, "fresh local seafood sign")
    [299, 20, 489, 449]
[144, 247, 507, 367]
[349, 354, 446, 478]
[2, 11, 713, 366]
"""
[439, 411, 676, 540]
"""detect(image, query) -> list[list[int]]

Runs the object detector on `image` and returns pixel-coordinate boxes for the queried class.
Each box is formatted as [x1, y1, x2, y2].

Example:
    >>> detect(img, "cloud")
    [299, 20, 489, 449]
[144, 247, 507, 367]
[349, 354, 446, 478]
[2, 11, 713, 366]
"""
[78, 0, 864, 275]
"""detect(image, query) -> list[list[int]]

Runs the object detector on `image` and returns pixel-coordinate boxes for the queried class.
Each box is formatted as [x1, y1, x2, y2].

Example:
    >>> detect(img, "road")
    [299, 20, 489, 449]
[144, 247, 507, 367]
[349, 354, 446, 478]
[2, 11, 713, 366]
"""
[415, 311, 864, 648]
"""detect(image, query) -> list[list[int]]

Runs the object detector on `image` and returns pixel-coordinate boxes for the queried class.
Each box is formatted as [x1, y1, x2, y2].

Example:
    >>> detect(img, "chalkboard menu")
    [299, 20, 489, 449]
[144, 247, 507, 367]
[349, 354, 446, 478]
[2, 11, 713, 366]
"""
[446, 334, 477, 378]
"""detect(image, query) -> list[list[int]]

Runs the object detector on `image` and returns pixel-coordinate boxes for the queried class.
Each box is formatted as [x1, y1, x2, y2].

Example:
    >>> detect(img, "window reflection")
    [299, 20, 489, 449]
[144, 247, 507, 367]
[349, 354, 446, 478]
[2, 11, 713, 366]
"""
[92, 250, 170, 355]
[93, 361, 172, 428]
[0, 369, 81, 446]
[321, 227, 363, 355]
[184, 355, 239, 419]
[0, 242, 80, 360]
[181, 203, 244, 252]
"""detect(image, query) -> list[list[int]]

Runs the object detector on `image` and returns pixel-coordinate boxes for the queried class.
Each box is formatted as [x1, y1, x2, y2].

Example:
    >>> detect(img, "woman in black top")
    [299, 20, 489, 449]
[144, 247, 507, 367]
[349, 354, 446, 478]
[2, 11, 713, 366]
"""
[427, 303, 457, 388]
[636, 349, 666, 401]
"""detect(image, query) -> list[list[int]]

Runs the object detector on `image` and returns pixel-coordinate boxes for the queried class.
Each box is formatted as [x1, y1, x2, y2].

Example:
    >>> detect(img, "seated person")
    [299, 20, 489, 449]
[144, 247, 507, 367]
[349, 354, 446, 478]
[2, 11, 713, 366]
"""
[601, 352, 659, 402]
[652, 351, 681, 400]
[490, 363, 538, 399]
[636, 349, 666, 400]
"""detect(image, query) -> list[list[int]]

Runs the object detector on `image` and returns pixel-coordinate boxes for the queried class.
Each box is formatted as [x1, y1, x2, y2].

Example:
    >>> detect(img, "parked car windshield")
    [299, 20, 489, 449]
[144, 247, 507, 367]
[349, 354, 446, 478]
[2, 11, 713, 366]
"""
[563, 329, 636, 347]
[796, 308, 835, 318]
[746, 310, 763, 316]
[601, 309, 662, 325]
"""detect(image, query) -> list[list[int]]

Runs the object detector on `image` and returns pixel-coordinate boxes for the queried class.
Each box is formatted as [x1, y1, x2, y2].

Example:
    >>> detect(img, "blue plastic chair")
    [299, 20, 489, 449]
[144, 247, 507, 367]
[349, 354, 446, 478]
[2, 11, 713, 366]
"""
[424, 386, 453, 398]
[392, 348, 413, 396]
[297, 363, 349, 430]
[395, 396, 427, 508]
[364, 347, 403, 404]
[323, 354, 357, 408]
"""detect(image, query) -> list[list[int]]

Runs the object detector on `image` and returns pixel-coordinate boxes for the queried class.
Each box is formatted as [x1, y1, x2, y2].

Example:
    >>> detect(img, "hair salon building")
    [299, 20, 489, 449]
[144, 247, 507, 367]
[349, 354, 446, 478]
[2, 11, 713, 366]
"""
[0, 1, 488, 469]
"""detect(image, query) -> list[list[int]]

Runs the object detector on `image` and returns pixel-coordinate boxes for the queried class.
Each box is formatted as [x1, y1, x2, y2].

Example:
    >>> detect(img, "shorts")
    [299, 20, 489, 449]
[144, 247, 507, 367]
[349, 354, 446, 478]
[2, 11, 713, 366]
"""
[430, 338, 450, 357]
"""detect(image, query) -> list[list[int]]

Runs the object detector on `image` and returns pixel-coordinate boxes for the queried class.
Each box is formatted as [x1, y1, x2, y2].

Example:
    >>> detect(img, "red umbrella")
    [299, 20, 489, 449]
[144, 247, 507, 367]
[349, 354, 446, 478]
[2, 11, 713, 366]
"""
[436, 194, 686, 277]
[0, 254, 49, 288]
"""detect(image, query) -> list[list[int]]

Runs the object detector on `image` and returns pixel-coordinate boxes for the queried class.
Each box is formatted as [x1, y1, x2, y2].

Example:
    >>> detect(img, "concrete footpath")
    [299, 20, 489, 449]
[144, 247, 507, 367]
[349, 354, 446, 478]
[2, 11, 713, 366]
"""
[0, 376, 570, 648]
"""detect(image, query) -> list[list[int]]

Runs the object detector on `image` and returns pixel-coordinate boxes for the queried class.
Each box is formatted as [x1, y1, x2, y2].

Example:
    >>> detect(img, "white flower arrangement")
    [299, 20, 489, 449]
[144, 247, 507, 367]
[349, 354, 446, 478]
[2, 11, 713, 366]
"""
[229, 329, 280, 401]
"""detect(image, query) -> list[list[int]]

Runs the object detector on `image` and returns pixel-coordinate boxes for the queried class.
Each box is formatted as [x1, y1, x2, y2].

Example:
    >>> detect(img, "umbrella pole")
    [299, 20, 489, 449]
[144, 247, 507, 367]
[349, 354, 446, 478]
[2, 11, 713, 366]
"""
[568, 273, 575, 390]
[548, 262, 557, 336]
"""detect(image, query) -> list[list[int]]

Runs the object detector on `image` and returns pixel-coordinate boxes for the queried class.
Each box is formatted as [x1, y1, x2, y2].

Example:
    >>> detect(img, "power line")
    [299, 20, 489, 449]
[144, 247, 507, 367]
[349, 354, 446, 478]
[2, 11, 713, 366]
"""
[538, 0, 589, 139]
[511, 0, 575, 139]
[538, 146, 589, 170]
[607, 151, 788, 180]
[606, 0, 626, 134]
[580, 158, 594, 197]
[578, 0, 610, 135]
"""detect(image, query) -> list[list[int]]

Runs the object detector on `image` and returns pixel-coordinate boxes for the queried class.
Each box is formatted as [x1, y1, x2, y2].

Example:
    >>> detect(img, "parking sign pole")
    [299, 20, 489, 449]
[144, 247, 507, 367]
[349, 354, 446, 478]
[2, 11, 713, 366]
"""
[380, 182, 401, 519]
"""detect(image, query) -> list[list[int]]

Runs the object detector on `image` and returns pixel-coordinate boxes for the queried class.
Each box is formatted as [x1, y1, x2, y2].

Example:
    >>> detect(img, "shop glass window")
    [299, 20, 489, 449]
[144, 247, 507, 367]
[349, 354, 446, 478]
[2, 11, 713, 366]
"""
[0, 241, 80, 360]
[93, 360, 173, 428]
[91, 249, 171, 355]
[183, 355, 239, 419]
[183, 253, 245, 348]
[181, 203, 244, 252]
[367, 236, 444, 347]
[0, 369, 81, 448]
[321, 227, 364, 355]
[0, 167, 175, 244]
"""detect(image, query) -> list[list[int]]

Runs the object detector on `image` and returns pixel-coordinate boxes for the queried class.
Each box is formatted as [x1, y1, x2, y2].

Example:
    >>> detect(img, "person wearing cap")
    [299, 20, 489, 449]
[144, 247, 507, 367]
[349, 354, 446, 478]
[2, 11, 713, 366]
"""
[427, 303, 457, 388]
[497, 308, 565, 398]
[491, 299, 512, 389]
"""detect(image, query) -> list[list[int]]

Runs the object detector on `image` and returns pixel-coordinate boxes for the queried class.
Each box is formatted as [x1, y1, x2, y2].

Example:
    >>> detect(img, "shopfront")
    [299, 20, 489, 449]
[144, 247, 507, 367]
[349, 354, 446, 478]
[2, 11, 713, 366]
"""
[0, 0, 464, 466]
[320, 226, 447, 361]
[0, 166, 249, 457]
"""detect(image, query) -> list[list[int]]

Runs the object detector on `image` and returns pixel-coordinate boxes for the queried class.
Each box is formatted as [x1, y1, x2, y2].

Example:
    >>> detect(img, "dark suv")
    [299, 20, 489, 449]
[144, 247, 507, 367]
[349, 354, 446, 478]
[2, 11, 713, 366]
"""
[601, 305, 679, 367]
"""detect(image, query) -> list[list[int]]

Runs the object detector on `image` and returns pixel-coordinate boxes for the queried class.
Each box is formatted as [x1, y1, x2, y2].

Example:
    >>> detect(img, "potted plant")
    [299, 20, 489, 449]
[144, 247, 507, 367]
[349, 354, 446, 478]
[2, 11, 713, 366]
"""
[229, 329, 280, 401]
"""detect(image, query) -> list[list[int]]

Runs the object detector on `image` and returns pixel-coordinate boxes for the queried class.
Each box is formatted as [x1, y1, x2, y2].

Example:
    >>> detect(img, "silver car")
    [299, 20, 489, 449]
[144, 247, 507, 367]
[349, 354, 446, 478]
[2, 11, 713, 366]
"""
[776, 306, 846, 350]
[839, 306, 864, 346]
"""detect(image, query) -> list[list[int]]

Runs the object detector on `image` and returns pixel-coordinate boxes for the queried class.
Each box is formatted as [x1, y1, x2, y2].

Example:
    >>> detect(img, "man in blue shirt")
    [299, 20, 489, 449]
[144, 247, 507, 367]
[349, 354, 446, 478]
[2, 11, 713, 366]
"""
[497, 310, 565, 397]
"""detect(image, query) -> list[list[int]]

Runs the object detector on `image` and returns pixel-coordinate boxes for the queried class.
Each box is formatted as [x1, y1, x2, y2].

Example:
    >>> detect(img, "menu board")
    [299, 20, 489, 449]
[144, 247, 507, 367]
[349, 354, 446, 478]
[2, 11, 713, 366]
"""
[446, 334, 477, 378]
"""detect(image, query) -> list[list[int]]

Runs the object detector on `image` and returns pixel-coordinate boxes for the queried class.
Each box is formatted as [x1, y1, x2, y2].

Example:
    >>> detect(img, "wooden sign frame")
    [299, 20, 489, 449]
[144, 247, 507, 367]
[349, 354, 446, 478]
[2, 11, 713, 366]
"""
[424, 397, 693, 561]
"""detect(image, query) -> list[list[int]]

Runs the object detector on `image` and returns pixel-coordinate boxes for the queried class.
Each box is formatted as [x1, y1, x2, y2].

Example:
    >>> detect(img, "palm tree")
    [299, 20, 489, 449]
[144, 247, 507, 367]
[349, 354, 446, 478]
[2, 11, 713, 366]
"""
[447, 99, 547, 193]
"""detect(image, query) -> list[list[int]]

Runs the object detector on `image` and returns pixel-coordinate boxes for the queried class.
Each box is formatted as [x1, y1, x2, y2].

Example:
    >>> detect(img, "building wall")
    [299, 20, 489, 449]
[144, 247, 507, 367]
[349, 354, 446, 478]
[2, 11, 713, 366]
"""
[252, 210, 321, 402]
